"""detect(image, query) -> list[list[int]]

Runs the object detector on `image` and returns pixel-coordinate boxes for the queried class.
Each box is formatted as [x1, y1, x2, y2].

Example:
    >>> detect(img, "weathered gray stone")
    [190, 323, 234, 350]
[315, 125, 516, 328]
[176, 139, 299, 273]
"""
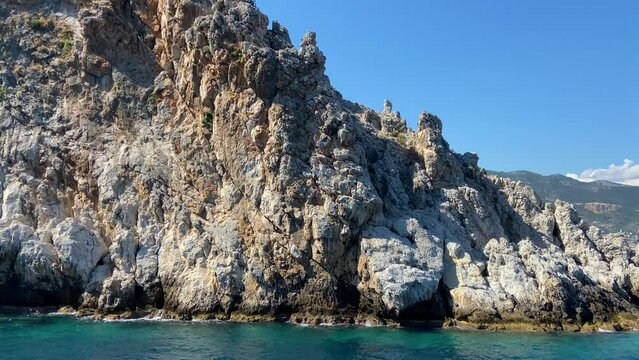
[52, 219, 108, 285]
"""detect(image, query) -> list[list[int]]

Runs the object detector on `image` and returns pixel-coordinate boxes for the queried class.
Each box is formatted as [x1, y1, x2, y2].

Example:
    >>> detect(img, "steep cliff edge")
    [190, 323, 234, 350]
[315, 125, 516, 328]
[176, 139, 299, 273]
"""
[1, 0, 639, 330]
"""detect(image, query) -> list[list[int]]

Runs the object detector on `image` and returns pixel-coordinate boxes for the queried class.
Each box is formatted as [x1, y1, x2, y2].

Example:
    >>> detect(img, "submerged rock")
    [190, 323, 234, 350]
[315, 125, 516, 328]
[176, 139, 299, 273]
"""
[0, 0, 637, 330]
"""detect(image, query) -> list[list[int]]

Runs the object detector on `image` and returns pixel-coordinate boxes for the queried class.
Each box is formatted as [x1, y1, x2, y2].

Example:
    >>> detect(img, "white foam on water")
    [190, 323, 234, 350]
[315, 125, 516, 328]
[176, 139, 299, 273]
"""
[47, 312, 77, 317]
[97, 316, 179, 323]
[597, 329, 615, 333]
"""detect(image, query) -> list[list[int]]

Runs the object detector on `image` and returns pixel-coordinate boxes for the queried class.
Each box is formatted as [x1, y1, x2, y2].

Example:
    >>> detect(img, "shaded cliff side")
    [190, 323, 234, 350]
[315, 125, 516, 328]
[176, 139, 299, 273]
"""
[1, 0, 639, 330]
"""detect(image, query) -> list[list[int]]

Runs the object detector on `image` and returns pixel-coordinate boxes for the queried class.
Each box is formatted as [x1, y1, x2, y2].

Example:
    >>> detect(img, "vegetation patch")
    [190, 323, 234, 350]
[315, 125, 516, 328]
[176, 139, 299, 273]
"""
[147, 91, 158, 106]
[0, 86, 6, 102]
[202, 111, 213, 130]
[56, 28, 75, 56]
[468, 166, 485, 179]
[145, 90, 160, 115]
[390, 130, 408, 147]
[61, 39, 73, 54]
[28, 17, 54, 32]
[230, 45, 244, 65]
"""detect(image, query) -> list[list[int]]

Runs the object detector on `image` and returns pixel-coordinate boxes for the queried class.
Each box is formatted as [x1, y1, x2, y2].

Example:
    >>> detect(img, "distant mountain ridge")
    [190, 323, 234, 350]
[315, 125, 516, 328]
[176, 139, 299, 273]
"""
[491, 170, 639, 235]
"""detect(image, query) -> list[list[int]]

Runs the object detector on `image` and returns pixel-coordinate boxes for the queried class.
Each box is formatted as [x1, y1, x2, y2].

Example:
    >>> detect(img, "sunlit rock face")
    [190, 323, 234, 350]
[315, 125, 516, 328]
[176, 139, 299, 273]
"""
[1, 0, 638, 328]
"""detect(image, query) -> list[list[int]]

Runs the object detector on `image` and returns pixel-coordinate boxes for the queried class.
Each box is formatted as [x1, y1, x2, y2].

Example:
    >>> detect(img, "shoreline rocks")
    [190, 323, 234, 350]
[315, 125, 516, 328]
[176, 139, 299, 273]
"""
[3, 305, 639, 333]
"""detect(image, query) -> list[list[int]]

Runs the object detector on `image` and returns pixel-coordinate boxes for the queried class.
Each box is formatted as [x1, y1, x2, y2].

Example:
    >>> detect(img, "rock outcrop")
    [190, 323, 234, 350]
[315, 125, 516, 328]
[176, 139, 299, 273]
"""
[1, 0, 639, 330]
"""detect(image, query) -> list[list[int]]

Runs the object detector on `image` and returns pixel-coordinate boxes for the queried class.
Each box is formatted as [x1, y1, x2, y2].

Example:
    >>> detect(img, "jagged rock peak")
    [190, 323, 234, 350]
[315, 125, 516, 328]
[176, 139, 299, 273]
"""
[418, 112, 442, 133]
[383, 99, 393, 113]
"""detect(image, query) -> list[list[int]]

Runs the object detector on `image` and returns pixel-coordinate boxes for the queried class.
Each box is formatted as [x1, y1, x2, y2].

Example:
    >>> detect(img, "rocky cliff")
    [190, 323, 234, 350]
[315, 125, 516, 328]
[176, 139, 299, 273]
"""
[1, 0, 639, 330]
[491, 170, 639, 236]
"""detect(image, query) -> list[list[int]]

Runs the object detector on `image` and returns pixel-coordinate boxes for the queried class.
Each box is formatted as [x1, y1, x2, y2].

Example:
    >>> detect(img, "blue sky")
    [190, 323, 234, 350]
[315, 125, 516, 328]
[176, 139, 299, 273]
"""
[256, 0, 638, 177]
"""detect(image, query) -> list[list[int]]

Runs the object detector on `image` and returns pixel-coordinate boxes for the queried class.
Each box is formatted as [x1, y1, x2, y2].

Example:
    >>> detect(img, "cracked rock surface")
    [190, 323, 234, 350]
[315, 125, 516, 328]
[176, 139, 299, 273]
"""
[1, 0, 638, 328]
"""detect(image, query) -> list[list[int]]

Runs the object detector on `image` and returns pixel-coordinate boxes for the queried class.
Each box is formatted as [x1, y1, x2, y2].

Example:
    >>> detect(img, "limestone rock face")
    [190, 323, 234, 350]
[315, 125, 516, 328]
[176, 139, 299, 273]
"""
[1, 0, 638, 327]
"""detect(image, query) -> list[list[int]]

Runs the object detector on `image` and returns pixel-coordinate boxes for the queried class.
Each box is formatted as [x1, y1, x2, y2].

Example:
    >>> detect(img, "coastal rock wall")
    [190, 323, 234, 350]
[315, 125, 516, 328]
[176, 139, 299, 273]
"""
[1, 0, 638, 329]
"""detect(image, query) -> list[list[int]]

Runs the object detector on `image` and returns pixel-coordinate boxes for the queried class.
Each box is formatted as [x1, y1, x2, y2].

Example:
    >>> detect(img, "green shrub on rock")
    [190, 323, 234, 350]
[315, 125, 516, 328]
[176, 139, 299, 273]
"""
[202, 112, 213, 130]
[28, 17, 53, 32]
[230, 45, 244, 65]
[61, 39, 73, 54]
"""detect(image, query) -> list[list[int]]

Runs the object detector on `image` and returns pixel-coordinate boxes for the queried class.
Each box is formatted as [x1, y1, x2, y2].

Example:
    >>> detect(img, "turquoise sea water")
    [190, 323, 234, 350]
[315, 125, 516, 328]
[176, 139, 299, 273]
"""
[1, 316, 639, 360]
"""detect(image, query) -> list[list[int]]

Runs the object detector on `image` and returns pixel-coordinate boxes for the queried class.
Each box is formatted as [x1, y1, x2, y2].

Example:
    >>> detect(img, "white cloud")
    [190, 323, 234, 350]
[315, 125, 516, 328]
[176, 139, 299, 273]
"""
[566, 159, 639, 186]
